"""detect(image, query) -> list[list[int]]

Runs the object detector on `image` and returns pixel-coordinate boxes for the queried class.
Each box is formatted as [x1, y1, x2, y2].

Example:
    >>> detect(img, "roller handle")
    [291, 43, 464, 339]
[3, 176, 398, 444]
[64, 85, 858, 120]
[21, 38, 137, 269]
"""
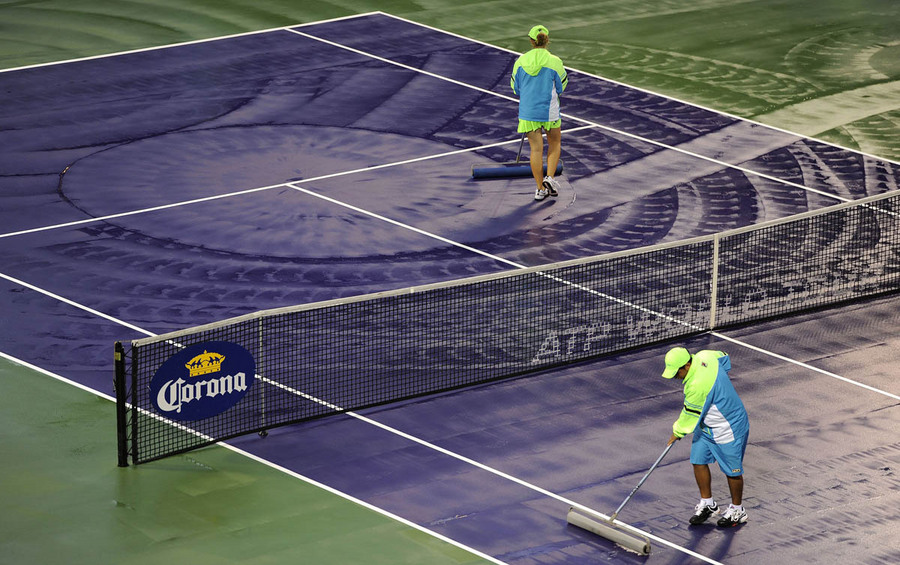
[514, 132, 525, 164]
[609, 442, 675, 522]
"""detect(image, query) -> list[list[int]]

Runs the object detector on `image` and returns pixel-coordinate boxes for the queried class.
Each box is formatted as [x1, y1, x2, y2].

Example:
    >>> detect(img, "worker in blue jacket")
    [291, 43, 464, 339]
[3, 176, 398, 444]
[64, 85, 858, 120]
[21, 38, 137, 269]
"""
[510, 25, 568, 201]
[663, 347, 750, 527]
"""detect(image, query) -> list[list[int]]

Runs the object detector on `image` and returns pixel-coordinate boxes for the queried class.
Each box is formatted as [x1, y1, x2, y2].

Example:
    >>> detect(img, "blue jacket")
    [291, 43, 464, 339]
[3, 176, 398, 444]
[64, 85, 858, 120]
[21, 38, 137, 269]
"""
[511, 48, 567, 122]
[674, 351, 749, 444]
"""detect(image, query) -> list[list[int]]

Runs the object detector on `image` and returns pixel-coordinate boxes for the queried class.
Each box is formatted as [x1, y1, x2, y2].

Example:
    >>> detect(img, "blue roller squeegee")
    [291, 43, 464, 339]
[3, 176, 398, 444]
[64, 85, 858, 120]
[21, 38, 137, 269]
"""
[471, 133, 564, 179]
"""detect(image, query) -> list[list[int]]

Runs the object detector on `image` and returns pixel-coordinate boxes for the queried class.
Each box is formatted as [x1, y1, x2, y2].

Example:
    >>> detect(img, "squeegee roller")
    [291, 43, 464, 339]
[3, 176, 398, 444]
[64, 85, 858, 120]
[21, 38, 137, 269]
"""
[471, 161, 564, 179]
[566, 508, 651, 555]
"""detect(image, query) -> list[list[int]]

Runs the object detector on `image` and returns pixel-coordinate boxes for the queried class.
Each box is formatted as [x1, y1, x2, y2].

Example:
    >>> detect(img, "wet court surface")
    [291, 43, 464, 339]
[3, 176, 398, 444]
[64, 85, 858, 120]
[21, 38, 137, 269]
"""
[2, 12, 899, 565]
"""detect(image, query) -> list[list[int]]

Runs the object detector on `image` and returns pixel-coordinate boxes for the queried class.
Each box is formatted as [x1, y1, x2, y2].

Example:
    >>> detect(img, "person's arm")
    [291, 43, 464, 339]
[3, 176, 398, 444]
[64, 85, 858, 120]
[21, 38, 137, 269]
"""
[549, 57, 567, 94]
[510, 60, 522, 95]
[671, 386, 707, 439]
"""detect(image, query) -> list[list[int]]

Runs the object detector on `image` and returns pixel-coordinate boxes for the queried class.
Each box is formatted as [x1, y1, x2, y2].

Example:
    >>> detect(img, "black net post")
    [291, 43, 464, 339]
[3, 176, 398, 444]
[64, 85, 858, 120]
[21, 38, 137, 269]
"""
[114, 341, 129, 467]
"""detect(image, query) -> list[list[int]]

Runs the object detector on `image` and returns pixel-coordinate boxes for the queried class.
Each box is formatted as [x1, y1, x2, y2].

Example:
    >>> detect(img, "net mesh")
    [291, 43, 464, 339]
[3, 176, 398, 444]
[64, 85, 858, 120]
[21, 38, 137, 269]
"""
[715, 194, 900, 324]
[118, 191, 900, 464]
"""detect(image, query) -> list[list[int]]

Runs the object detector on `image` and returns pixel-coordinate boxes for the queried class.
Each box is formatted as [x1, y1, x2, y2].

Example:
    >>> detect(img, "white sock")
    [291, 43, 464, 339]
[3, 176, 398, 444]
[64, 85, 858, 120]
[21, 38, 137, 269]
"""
[701, 497, 715, 508]
[730, 504, 744, 512]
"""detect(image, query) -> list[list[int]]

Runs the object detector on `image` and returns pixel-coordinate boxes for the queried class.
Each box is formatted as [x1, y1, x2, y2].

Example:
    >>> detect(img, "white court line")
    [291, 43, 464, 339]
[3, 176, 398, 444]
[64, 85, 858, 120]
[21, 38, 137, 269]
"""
[714, 333, 900, 402]
[0, 12, 382, 74]
[221, 445, 510, 565]
[0, 350, 116, 402]
[284, 183, 522, 271]
[0, 181, 291, 240]
[0, 272, 154, 337]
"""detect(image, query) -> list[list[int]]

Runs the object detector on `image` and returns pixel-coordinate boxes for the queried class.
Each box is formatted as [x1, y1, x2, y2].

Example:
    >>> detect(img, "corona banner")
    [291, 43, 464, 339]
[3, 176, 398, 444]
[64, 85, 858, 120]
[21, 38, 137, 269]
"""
[149, 341, 256, 421]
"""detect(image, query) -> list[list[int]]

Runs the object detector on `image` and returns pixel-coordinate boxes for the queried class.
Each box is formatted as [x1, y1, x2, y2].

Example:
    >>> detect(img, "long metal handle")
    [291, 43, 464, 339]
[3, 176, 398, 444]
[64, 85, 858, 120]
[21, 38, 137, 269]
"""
[609, 442, 675, 522]
[513, 132, 526, 164]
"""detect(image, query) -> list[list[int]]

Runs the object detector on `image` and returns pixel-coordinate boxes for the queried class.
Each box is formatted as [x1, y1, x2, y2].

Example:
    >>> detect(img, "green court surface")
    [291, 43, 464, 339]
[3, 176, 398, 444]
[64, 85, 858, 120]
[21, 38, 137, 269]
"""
[0, 358, 493, 565]
[2, 1, 899, 563]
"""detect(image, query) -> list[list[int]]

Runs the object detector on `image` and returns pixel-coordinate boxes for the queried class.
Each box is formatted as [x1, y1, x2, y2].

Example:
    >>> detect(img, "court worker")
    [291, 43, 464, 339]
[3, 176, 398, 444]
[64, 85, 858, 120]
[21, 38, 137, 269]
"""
[510, 24, 568, 201]
[663, 347, 750, 527]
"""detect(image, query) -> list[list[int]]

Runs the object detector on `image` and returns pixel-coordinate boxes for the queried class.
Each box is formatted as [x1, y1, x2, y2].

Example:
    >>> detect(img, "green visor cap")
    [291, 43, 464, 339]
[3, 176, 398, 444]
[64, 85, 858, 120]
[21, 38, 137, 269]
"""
[528, 25, 549, 40]
[662, 347, 691, 379]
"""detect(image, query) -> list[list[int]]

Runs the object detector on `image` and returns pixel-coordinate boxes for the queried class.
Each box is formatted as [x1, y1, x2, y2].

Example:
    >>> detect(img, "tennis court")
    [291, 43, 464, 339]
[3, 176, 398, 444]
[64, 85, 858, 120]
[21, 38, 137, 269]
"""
[2, 8, 899, 565]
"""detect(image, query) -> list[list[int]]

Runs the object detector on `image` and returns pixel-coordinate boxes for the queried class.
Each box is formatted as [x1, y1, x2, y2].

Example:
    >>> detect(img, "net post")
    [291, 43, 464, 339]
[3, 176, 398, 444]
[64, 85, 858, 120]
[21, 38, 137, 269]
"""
[130, 344, 140, 464]
[709, 234, 720, 329]
[114, 341, 129, 467]
[257, 316, 267, 436]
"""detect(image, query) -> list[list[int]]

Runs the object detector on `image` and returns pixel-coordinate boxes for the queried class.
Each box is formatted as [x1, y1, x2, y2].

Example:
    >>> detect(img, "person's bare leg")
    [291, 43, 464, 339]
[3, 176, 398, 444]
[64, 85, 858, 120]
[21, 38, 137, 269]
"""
[527, 129, 544, 190]
[726, 474, 743, 506]
[546, 126, 561, 177]
[693, 464, 713, 499]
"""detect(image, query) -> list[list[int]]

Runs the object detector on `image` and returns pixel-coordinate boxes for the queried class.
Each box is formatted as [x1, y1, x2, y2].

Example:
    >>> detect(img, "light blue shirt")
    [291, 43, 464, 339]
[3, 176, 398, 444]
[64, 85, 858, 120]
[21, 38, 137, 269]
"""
[696, 354, 749, 444]
[510, 48, 567, 122]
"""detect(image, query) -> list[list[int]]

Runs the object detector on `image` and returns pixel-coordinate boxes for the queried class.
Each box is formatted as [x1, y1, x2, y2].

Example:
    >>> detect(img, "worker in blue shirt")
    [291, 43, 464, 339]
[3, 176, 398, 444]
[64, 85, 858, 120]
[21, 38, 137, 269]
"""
[510, 25, 567, 201]
[663, 347, 750, 527]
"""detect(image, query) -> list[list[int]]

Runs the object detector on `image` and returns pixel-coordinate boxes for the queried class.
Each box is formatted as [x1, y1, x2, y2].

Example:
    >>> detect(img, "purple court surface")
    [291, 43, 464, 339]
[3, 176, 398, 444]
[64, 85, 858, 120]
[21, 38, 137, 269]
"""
[1, 12, 898, 564]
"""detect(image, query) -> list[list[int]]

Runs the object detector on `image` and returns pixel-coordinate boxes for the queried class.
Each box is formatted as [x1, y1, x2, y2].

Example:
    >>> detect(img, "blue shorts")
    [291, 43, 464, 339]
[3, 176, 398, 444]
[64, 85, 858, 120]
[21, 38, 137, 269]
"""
[690, 432, 748, 477]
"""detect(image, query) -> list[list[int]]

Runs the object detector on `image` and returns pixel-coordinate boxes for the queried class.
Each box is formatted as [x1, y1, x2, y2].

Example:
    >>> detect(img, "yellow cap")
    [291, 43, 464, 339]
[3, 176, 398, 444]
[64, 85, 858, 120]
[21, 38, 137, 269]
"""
[662, 347, 691, 379]
[528, 25, 549, 40]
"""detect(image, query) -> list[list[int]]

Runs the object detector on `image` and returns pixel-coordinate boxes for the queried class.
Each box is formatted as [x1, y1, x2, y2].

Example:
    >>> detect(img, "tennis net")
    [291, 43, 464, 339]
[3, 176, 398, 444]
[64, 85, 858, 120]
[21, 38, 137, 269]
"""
[116, 190, 900, 465]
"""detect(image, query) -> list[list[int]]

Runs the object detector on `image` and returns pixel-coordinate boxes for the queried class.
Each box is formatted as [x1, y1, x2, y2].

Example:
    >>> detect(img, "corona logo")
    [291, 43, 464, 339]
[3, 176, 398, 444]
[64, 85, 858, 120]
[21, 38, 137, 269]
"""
[150, 341, 256, 421]
[185, 350, 225, 377]
[156, 372, 248, 415]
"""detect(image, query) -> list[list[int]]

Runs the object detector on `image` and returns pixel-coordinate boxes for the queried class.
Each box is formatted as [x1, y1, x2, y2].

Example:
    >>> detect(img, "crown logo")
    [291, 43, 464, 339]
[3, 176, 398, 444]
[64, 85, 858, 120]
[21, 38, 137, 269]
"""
[185, 350, 225, 377]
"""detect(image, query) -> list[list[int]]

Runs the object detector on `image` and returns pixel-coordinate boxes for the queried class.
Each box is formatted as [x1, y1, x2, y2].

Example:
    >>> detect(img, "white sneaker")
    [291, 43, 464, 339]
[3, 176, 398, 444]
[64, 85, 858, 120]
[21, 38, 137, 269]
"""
[542, 176, 561, 197]
[716, 505, 748, 527]
[534, 187, 549, 201]
[689, 501, 718, 525]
